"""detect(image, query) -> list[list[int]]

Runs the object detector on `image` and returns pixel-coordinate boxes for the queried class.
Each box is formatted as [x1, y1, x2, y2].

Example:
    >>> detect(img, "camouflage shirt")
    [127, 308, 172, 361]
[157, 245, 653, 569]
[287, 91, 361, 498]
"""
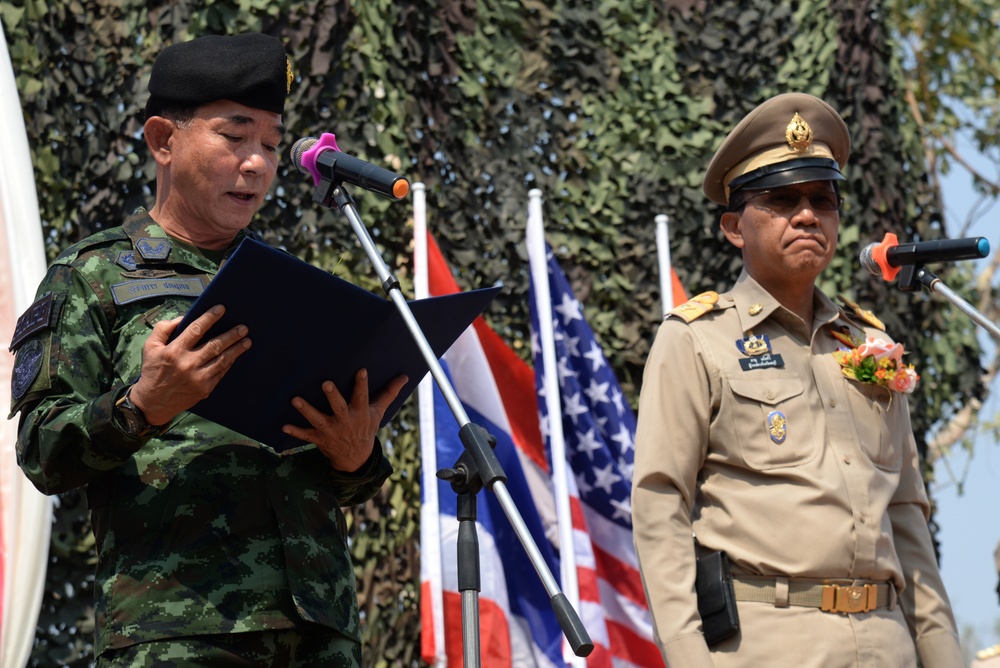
[9, 209, 392, 655]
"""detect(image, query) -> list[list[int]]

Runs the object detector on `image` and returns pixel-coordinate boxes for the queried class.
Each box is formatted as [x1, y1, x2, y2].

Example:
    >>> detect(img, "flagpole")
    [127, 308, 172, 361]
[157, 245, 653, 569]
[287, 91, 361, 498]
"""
[304, 176, 592, 667]
[655, 214, 676, 316]
[413, 183, 447, 667]
[526, 188, 585, 668]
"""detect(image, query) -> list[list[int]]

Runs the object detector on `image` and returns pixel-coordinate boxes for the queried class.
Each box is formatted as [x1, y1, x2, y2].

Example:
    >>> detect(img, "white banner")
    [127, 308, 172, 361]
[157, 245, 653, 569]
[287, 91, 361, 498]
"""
[0, 19, 54, 668]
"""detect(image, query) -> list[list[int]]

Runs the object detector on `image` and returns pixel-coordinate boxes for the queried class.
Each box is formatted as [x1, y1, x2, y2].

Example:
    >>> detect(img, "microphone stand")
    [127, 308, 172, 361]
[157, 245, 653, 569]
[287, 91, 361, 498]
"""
[895, 263, 1000, 341]
[308, 178, 594, 667]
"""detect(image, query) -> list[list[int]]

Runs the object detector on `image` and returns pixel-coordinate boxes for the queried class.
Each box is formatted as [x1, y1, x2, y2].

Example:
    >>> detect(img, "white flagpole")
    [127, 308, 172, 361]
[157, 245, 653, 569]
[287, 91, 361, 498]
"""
[525, 188, 584, 667]
[655, 214, 676, 316]
[413, 182, 447, 667]
[0, 19, 53, 668]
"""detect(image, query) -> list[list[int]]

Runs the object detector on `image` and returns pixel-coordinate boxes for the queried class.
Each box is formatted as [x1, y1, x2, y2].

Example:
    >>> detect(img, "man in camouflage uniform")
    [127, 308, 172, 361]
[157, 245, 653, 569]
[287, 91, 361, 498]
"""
[632, 93, 963, 667]
[8, 33, 406, 666]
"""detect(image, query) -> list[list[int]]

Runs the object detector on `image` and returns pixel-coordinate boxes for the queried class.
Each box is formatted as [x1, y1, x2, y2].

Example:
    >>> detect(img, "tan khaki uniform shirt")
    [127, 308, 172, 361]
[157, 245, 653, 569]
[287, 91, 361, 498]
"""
[633, 271, 962, 667]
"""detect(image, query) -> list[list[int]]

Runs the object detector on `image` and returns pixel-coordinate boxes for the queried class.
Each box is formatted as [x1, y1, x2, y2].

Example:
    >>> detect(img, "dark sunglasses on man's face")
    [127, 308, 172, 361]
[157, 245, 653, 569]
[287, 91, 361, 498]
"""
[739, 188, 843, 214]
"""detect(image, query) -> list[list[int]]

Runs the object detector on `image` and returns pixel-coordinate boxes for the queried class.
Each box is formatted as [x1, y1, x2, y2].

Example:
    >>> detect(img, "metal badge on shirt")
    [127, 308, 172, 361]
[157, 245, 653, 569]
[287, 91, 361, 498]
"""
[736, 333, 784, 370]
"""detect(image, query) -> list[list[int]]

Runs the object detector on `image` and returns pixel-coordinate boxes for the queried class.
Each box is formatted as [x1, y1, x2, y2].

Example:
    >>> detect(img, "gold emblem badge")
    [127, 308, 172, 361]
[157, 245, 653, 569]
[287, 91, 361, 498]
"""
[748, 303, 763, 316]
[286, 57, 294, 94]
[785, 112, 813, 152]
[767, 410, 787, 444]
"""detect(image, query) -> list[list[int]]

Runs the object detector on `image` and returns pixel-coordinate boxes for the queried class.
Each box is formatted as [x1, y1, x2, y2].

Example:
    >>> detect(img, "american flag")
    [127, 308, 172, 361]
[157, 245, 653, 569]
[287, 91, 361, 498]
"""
[527, 243, 665, 668]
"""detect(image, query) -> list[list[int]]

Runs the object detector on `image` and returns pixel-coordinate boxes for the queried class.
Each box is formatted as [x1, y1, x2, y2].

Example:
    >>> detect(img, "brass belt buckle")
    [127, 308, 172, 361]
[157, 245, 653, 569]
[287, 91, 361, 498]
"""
[820, 584, 877, 613]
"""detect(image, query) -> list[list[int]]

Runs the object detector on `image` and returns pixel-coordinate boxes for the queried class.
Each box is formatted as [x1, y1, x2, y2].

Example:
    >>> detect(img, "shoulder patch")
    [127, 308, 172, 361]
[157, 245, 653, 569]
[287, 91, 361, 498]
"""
[837, 294, 885, 331]
[667, 291, 719, 323]
[9, 293, 56, 351]
[11, 338, 44, 400]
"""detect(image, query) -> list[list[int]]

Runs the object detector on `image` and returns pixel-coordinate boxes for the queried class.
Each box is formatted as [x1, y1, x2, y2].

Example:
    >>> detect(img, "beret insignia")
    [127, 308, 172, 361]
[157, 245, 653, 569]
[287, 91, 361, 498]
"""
[286, 57, 293, 94]
[785, 112, 813, 152]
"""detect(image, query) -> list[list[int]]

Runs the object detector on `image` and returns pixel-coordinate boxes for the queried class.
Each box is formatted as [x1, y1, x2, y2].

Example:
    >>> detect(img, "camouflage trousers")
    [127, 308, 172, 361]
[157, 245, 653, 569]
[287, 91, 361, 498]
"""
[96, 627, 361, 667]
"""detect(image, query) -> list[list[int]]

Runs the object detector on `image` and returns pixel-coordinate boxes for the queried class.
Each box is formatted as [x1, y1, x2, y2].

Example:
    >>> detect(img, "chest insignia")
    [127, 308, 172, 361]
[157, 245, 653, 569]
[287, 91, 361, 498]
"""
[767, 410, 787, 444]
[737, 333, 771, 356]
[135, 237, 171, 261]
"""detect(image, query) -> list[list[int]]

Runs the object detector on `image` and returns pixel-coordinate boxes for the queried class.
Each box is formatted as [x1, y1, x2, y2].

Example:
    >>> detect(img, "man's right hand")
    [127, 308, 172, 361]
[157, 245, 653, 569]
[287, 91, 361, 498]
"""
[128, 305, 251, 426]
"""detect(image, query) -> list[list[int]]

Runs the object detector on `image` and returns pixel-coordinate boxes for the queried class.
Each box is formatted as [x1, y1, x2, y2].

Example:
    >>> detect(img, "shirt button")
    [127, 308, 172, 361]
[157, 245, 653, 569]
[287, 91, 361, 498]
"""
[859, 515, 867, 524]
[766, 390, 775, 400]
[844, 456, 852, 465]
[829, 399, 837, 407]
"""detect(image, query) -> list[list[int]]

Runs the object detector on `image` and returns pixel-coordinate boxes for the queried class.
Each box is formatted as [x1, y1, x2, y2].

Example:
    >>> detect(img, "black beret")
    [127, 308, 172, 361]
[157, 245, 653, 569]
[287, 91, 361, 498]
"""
[146, 33, 291, 117]
[703, 93, 851, 205]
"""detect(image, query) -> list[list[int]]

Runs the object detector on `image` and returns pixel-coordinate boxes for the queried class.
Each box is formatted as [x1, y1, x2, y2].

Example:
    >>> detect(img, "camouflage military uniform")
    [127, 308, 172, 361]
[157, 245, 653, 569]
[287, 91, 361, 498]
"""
[9, 209, 391, 658]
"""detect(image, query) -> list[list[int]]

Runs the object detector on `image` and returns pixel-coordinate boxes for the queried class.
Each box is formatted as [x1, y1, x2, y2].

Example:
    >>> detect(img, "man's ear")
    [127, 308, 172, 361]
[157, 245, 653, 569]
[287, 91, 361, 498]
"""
[720, 211, 745, 249]
[143, 116, 174, 166]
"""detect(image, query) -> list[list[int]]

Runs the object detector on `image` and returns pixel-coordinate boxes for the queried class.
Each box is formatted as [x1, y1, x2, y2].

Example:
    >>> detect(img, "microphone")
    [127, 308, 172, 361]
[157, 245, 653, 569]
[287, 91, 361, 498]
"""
[289, 133, 410, 200]
[860, 232, 990, 281]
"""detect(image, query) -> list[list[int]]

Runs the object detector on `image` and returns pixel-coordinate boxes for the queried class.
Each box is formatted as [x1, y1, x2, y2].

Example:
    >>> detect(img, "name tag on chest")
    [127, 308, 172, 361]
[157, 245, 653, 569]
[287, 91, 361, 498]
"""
[739, 353, 785, 371]
[111, 277, 207, 305]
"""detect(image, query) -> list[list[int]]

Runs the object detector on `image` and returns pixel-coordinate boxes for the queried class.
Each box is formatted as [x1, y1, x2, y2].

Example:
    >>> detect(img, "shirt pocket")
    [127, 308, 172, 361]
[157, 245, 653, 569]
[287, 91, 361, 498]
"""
[726, 374, 819, 470]
[843, 381, 901, 472]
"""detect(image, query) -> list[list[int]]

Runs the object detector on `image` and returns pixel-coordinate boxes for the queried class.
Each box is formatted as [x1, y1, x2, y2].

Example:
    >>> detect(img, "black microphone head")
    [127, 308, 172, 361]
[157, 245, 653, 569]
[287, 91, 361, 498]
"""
[289, 136, 318, 173]
[859, 243, 880, 276]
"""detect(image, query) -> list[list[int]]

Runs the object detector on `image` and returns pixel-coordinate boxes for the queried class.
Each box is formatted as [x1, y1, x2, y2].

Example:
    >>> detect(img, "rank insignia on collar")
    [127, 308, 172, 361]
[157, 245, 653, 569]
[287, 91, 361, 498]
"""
[748, 303, 763, 316]
[737, 333, 771, 356]
[767, 410, 787, 444]
[135, 237, 171, 261]
[116, 250, 138, 271]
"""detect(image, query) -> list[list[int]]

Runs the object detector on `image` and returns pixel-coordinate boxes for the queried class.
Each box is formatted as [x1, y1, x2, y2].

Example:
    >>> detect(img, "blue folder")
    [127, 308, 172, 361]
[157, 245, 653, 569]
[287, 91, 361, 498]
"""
[171, 237, 500, 451]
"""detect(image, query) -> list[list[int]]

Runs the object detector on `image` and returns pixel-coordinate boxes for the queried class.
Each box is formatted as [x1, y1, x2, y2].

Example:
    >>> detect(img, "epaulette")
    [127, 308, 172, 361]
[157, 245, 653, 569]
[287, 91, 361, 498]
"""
[837, 294, 885, 331]
[666, 291, 719, 323]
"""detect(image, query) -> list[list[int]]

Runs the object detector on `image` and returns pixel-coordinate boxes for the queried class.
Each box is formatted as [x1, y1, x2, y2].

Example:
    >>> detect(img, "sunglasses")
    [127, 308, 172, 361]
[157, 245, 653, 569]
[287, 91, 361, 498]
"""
[737, 188, 843, 214]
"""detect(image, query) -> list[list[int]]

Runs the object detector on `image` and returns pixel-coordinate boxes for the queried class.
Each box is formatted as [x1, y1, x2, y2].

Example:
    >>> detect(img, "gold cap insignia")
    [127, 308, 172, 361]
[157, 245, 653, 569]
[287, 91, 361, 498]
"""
[286, 57, 294, 94]
[785, 112, 813, 152]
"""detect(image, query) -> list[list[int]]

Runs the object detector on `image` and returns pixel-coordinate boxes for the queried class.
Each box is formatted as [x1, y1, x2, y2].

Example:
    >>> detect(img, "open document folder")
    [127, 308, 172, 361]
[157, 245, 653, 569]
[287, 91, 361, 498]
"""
[171, 237, 501, 452]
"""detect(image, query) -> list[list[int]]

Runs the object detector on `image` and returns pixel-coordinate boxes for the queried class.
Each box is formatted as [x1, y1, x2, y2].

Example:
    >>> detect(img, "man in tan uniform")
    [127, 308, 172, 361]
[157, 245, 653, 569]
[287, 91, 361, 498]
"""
[632, 92, 963, 667]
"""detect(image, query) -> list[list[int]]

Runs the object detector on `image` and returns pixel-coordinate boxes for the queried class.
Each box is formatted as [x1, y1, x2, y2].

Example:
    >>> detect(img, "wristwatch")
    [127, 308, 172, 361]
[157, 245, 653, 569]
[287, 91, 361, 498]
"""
[114, 385, 156, 438]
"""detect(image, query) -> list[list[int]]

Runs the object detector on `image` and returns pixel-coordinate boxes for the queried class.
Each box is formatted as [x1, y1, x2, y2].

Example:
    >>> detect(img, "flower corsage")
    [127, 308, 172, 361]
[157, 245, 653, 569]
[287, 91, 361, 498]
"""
[831, 328, 919, 394]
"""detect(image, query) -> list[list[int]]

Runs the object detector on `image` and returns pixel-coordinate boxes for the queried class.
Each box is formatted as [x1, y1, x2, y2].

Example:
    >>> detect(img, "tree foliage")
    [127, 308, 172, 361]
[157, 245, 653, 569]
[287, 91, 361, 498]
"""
[2, 0, 986, 665]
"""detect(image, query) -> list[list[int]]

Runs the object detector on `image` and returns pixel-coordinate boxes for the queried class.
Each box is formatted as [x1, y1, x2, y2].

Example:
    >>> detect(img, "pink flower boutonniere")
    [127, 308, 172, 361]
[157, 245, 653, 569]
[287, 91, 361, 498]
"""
[831, 329, 920, 394]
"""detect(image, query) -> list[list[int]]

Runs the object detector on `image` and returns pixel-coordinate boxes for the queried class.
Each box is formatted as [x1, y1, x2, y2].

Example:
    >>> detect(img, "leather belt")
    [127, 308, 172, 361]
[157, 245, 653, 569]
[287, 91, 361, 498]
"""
[732, 575, 895, 614]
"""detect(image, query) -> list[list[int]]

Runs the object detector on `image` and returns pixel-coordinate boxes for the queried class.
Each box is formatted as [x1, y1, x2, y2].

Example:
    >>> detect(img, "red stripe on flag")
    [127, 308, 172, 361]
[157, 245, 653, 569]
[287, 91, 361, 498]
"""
[442, 590, 513, 668]
[592, 541, 648, 609]
[607, 617, 666, 667]
[420, 580, 437, 664]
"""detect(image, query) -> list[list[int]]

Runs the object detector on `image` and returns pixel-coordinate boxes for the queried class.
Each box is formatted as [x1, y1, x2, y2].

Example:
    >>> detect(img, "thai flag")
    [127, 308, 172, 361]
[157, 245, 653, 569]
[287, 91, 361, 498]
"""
[416, 184, 677, 666]
[418, 230, 566, 666]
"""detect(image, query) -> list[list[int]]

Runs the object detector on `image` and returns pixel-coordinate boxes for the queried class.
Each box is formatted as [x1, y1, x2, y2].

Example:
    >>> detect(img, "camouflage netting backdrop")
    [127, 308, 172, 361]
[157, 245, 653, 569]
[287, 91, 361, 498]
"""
[2, 0, 983, 665]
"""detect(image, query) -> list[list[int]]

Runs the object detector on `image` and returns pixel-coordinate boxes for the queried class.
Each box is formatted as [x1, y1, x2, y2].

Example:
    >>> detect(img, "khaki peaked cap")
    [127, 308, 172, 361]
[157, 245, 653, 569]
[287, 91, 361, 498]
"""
[703, 92, 851, 205]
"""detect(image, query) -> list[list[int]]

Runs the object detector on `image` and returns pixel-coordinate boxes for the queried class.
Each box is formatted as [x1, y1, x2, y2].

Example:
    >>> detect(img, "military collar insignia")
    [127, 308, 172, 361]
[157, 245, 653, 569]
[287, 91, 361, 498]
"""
[748, 303, 763, 316]
[786, 112, 813, 152]
[116, 250, 138, 271]
[135, 237, 171, 261]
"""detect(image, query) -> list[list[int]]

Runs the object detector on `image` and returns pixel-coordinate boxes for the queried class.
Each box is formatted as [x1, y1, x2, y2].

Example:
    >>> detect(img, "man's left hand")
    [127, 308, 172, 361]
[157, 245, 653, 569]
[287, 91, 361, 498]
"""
[282, 369, 408, 472]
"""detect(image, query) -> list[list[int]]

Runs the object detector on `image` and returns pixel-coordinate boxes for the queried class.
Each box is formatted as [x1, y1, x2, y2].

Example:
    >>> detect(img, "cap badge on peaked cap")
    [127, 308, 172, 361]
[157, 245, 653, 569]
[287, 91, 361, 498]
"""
[785, 112, 813, 152]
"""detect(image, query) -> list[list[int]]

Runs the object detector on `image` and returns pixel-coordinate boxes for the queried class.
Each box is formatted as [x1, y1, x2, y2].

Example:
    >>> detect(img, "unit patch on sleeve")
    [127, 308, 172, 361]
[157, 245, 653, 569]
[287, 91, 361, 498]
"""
[9, 293, 55, 351]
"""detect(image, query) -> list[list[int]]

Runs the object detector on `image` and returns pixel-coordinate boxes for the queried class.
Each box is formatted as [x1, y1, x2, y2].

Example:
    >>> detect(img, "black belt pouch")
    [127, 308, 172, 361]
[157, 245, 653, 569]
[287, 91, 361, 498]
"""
[695, 550, 740, 646]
